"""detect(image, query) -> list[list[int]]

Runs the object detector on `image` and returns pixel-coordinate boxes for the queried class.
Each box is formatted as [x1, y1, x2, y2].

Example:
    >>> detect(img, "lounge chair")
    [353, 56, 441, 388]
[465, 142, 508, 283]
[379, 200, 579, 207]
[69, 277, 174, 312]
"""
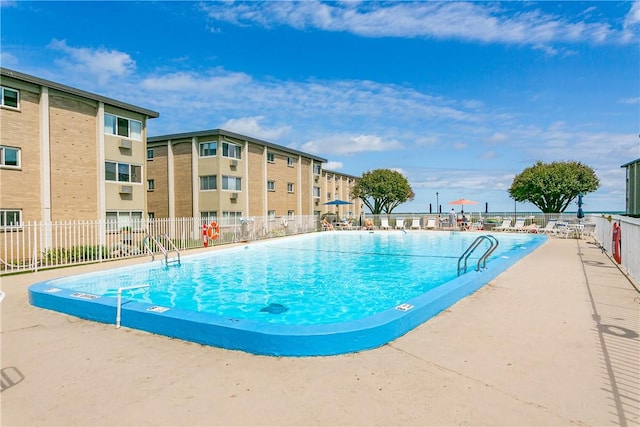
[538, 219, 558, 234]
[493, 218, 513, 232]
[410, 218, 421, 229]
[505, 218, 526, 232]
[554, 222, 571, 238]
[380, 217, 391, 230]
[395, 218, 405, 230]
[424, 218, 436, 229]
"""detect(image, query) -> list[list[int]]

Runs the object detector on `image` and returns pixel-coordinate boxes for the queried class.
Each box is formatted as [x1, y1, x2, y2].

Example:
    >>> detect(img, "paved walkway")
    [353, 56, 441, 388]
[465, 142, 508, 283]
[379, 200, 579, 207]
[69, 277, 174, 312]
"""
[1, 237, 639, 426]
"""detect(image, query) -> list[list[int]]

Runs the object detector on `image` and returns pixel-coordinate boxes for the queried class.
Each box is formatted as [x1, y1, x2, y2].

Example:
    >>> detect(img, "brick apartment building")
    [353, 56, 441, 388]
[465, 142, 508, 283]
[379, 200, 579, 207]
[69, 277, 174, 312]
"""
[147, 129, 362, 223]
[0, 68, 159, 227]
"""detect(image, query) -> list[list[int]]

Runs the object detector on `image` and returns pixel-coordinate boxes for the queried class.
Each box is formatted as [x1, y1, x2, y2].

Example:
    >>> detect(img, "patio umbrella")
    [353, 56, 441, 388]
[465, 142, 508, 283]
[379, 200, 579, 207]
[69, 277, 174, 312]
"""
[323, 199, 353, 206]
[577, 192, 585, 220]
[448, 198, 478, 213]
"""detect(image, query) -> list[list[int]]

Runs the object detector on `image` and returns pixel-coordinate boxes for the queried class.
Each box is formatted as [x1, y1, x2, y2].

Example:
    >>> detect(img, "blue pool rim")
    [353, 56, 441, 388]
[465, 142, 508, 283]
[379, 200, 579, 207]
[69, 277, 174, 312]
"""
[29, 233, 547, 357]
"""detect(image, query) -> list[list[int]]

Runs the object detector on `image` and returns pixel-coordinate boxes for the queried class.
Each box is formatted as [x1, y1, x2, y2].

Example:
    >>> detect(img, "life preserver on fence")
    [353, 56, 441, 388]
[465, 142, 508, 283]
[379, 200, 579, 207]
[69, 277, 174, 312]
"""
[207, 221, 220, 240]
[202, 223, 209, 247]
[282, 218, 288, 227]
[612, 222, 621, 264]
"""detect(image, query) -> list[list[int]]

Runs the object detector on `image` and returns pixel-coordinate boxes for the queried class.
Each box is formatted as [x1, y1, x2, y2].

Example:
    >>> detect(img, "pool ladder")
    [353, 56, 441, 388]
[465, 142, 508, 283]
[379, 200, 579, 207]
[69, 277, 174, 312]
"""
[143, 234, 181, 266]
[457, 235, 499, 276]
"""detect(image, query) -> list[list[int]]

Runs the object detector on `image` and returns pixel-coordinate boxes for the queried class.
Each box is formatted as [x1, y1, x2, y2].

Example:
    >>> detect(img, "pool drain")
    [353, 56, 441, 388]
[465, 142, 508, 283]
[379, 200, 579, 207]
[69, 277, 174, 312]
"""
[260, 303, 288, 314]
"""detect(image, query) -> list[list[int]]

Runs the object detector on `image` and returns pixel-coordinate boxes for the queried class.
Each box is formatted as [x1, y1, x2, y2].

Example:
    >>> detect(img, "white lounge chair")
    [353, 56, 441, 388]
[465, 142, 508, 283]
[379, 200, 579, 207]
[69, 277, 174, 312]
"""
[410, 218, 421, 229]
[380, 217, 391, 230]
[505, 218, 526, 232]
[493, 218, 513, 232]
[424, 218, 436, 229]
[395, 218, 405, 229]
[539, 219, 558, 234]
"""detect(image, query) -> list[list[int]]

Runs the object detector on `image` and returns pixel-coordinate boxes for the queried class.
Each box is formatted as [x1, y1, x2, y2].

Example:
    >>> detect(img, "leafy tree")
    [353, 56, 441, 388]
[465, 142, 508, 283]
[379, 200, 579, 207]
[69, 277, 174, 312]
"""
[351, 169, 414, 214]
[509, 161, 600, 213]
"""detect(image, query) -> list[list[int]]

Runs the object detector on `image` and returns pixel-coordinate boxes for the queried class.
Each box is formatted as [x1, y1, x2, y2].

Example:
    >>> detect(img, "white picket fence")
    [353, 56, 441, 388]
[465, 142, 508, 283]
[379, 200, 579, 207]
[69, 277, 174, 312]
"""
[0, 215, 319, 274]
[591, 214, 640, 285]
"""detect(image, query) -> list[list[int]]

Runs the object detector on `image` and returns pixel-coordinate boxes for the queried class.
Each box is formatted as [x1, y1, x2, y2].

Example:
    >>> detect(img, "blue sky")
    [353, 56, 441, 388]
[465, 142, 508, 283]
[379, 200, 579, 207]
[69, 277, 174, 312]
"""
[2, 1, 639, 213]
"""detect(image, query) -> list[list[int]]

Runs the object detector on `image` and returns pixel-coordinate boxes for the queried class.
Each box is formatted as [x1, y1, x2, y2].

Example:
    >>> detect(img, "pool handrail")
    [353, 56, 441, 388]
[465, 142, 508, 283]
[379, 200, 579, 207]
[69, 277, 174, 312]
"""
[457, 235, 499, 276]
[116, 284, 150, 328]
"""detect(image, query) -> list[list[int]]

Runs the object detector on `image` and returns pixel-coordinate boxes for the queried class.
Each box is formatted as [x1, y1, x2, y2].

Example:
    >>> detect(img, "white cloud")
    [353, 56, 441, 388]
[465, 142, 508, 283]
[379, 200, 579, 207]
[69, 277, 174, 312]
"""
[619, 97, 640, 105]
[301, 134, 403, 156]
[48, 39, 135, 85]
[201, 1, 634, 46]
[0, 51, 18, 66]
[324, 161, 343, 171]
[219, 116, 291, 141]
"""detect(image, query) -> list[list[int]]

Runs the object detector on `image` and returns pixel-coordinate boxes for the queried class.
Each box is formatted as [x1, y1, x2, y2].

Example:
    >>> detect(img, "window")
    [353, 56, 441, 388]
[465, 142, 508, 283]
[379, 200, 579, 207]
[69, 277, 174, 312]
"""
[200, 175, 217, 191]
[222, 175, 241, 191]
[1, 86, 19, 109]
[222, 142, 241, 159]
[201, 211, 218, 222]
[267, 152, 275, 163]
[287, 157, 294, 167]
[0, 146, 20, 168]
[106, 210, 143, 231]
[105, 161, 142, 183]
[104, 113, 142, 140]
[148, 212, 155, 220]
[147, 179, 155, 191]
[313, 164, 321, 175]
[267, 210, 276, 220]
[147, 149, 154, 160]
[287, 183, 294, 193]
[0, 209, 21, 228]
[327, 192, 332, 199]
[313, 187, 320, 198]
[222, 211, 242, 225]
[199, 141, 217, 157]
[267, 180, 275, 191]
[287, 210, 295, 218]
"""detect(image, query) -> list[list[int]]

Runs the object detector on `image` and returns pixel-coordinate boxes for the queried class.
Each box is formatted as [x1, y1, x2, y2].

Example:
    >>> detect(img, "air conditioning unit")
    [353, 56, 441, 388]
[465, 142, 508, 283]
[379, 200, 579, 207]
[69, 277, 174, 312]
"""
[119, 185, 133, 195]
[230, 159, 238, 168]
[119, 139, 132, 149]
[230, 192, 238, 199]
[314, 176, 319, 182]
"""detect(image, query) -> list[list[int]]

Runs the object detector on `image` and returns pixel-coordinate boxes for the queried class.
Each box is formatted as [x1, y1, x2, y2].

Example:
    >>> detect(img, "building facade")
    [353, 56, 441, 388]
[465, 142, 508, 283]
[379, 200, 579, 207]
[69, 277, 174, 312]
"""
[621, 158, 640, 216]
[147, 129, 362, 223]
[0, 68, 159, 227]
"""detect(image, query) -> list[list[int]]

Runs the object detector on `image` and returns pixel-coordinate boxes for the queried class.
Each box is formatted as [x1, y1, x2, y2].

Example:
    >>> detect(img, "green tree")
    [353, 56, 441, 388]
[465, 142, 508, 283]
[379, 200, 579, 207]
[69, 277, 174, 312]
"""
[351, 169, 414, 214]
[509, 161, 600, 213]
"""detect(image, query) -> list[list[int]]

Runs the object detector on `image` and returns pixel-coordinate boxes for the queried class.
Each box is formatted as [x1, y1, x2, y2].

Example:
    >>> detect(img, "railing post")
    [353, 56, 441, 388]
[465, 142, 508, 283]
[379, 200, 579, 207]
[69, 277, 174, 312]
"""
[116, 284, 150, 328]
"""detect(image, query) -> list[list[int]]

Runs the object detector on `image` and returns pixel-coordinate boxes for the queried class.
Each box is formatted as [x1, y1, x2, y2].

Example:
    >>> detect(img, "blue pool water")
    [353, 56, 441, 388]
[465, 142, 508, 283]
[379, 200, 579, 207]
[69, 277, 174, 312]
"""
[30, 231, 546, 356]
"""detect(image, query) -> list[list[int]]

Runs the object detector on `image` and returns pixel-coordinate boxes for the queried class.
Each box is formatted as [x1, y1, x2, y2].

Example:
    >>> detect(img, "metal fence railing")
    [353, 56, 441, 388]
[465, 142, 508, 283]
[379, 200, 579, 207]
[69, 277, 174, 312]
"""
[591, 214, 640, 285]
[0, 215, 319, 275]
[3, 212, 638, 286]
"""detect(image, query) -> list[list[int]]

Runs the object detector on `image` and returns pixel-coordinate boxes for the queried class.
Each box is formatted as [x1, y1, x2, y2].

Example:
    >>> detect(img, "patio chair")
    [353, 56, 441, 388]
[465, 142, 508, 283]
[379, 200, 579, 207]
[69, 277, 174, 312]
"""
[553, 222, 571, 238]
[505, 218, 526, 232]
[493, 218, 513, 232]
[395, 218, 405, 230]
[424, 218, 436, 230]
[410, 218, 421, 229]
[380, 217, 391, 230]
[538, 219, 558, 234]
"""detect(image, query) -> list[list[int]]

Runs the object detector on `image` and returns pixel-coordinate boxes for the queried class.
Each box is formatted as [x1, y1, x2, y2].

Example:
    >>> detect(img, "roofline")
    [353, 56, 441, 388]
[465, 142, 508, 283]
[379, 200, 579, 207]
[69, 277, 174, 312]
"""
[323, 169, 360, 179]
[149, 128, 328, 163]
[1, 67, 160, 118]
[621, 158, 640, 168]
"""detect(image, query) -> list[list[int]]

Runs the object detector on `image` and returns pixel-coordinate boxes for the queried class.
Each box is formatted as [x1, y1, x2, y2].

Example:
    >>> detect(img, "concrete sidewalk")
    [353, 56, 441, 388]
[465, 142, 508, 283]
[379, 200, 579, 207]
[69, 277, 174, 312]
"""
[1, 237, 639, 426]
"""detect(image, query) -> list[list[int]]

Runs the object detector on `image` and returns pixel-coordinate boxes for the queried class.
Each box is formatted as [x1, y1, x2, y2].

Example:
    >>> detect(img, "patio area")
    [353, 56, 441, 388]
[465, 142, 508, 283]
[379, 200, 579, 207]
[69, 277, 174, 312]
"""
[1, 237, 639, 426]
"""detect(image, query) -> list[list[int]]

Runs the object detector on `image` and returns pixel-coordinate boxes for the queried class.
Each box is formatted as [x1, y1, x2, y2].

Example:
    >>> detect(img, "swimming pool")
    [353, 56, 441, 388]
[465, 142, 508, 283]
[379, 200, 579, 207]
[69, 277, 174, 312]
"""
[29, 231, 546, 356]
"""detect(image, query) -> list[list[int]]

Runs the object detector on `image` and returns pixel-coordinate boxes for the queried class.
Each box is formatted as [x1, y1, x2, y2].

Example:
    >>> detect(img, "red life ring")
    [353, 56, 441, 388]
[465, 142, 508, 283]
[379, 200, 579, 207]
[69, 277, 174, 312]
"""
[207, 221, 220, 241]
[612, 223, 621, 264]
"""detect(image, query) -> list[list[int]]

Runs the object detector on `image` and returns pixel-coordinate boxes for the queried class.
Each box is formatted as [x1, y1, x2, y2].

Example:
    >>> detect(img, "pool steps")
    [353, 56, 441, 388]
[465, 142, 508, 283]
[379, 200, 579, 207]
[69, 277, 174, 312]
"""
[143, 234, 181, 266]
[457, 235, 499, 276]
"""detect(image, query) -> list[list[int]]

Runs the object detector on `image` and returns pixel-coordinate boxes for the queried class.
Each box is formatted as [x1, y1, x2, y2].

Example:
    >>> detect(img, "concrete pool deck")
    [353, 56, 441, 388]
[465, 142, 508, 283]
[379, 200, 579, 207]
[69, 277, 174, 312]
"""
[1, 237, 639, 426]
